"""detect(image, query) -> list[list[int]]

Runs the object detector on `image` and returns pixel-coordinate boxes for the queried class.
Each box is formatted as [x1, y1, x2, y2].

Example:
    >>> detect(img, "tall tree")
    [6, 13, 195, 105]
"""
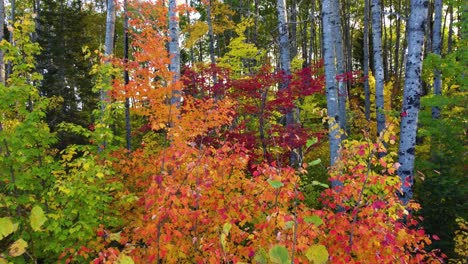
[322, 0, 341, 170]
[169, 0, 182, 108]
[332, 0, 347, 134]
[277, 0, 300, 166]
[397, 0, 428, 205]
[363, 0, 371, 121]
[371, 0, 386, 136]
[124, 0, 131, 151]
[431, 0, 442, 119]
[0, 0, 4, 84]
[103, 0, 115, 81]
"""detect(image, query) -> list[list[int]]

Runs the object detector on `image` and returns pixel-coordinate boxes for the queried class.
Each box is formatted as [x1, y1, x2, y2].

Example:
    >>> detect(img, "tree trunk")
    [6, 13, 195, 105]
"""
[0, 0, 5, 85]
[206, 0, 216, 66]
[290, 0, 298, 59]
[447, 5, 453, 53]
[6, 0, 15, 80]
[397, 0, 428, 205]
[277, 0, 300, 166]
[322, 0, 341, 169]
[363, 0, 371, 121]
[371, 0, 386, 136]
[431, 0, 442, 119]
[332, 0, 347, 134]
[124, 0, 131, 151]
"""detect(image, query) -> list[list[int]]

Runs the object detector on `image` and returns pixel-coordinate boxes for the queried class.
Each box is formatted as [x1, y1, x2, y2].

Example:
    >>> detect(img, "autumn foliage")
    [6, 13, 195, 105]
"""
[0, 1, 446, 264]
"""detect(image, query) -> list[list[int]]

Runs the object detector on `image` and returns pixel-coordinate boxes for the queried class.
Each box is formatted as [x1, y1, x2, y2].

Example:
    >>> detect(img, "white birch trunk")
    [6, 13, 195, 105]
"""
[371, 0, 386, 136]
[277, 0, 301, 166]
[101, 0, 115, 108]
[169, 0, 182, 106]
[363, 0, 371, 121]
[397, 0, 428, 205]
[322, 0, 341, 169]
[332, 0, 347, 133]
[431, 0, 442, 119]
[0, 0, 5, 85]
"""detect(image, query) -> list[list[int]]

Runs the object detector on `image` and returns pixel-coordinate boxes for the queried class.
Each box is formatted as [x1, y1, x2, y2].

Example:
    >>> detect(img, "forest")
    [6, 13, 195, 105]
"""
[0, 0, 466, 263]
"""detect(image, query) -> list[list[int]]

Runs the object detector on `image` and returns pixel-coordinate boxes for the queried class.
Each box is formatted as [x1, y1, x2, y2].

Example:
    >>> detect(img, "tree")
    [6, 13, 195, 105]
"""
[0, 0, 4, 84]
[371, 0, 386, 136]
[363, 0, 371, 121]
[102, 0, 116, 110]
[397, 0, 429, 205]
[332, 0, 347, 134]
[431, 0, 442, 119]
[322, 0, 341, 169]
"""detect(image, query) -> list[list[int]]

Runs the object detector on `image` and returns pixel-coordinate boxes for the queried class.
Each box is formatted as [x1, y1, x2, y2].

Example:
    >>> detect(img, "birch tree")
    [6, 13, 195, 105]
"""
[124, 0, 131, 151]
[363, 0, 371, 121]
[332, 0, 347, 134]
[276, 0, 300, 166]
[322, 0, 341, 169]
[431, 0, 442, 119]
[169, 0, 182, 107]
[102, 0, 116, 111]
[371, 0, 386, 136]
[397, 0, 428, 204]
[0, 0, 4, 84]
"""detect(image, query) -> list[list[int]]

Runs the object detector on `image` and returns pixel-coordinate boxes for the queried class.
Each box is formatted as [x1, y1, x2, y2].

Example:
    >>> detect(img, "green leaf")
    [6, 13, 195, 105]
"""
[222, 222, 232, 235]
[269, 245, 290, 264]
[306, 137, 318, 148]
[254, 248, 268, 264]
[305, 244, 329, 264]
[311, 180, 329, 188]
[304, 215, 324, 226]
[0, 217, 17, 240]
[267, 180, 284, 189]
[9, 238, 28, 257]
[308, 158, 321, 166]
[30, 205, 47, 231]
[117, 254, 134, 264]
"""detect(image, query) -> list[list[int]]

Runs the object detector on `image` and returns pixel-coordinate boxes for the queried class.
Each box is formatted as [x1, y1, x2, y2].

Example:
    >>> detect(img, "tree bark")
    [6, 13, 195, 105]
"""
[371, 0, 386, 136]
[397, 0, 428, 205]
[322, 0, 341, 169]
[332, 0, 347, 134]
[206, 0, 216, 66]
[0, 0, 5, 85]
[6, 0, 15, 79]
[277, 0, 300, 166]
[124, 0, 131, 151]
[431, 0, 442, 119]
[363, 0, 371, 121]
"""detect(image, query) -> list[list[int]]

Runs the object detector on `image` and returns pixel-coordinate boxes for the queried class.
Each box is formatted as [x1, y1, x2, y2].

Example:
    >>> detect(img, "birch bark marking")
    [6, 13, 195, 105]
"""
[431, 0, 442, 119]
[322, 0, 341, 169]
[371, 0, 386, 136]
[332, 0, 347, 134]
[277, 0, 300, 166]
[0, 0, 5, 84]
[102, 0, 116, 112]
[169, 0, 182, 107]
[363, 0, 371, 121]
[124, 0, 131, 151]
[397, 0, 428, 205]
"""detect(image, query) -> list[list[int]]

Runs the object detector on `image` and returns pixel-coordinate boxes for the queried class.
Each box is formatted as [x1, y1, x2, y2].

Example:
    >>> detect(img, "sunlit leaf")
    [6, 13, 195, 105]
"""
[269, 245, 290, 264]
[305, 244, 328, 264]
[9, 239, 28, 257]
[30, 205, 47, 231]
[0, 217, 16, 240]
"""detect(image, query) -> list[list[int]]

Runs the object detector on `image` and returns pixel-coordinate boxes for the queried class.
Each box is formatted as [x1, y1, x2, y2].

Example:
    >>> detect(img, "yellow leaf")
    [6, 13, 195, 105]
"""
[0, 217, 17, 240]
[96, 172, 104, 179]
[305, 244, 329, 264]
[9, 239, 28, 257]
[30, 206, 47, 232]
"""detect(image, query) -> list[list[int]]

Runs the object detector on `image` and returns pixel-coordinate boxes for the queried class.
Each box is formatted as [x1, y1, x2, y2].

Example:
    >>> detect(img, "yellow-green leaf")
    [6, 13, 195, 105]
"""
[117, 254, 134, 264]
[30, 205, 47, 231]
[269, 245, 290, 264]
[305, 244, 329, 264]
[9, 239, 28, 257]
[0, 217, 16, 240]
